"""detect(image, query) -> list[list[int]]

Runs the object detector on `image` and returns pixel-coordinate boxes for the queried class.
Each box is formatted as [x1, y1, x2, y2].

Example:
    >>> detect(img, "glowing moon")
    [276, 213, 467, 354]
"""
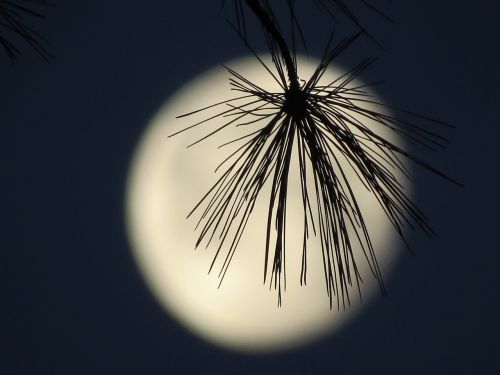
[125, 55, 409, 353]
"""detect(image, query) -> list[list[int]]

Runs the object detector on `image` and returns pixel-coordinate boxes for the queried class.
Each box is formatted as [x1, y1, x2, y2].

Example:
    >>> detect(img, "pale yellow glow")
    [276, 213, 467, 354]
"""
[125, 55, 409, 353]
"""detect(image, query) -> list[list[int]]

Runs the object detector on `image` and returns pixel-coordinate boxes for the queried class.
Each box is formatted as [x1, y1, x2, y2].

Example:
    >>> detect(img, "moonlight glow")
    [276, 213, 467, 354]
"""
[125, 55, 409, 353]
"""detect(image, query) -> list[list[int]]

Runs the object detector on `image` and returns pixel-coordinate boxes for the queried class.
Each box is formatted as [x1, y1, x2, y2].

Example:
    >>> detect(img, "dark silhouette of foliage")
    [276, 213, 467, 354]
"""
[0, 0, 52, 62]
[172, 0, 461, 307]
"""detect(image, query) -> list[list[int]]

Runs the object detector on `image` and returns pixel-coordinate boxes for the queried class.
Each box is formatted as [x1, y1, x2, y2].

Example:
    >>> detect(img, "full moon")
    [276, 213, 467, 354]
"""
[125, 55, 409, 353]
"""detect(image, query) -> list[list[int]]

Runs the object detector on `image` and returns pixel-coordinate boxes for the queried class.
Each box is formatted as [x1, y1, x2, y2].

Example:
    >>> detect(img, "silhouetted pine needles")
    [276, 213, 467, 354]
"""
[170, 27, 459, 308]
[224, 0, 392, 47]
[0, 0, 52, 62]
[170, 0, 461, 308]
[314, 0, 393, 46]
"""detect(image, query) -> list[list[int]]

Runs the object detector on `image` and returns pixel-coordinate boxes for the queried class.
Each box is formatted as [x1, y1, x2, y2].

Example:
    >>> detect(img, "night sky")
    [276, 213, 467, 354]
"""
[2, 1, 499, 374]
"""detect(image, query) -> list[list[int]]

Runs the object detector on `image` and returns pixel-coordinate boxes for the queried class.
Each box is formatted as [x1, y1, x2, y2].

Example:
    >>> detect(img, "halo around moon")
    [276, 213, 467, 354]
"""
[125, 55, 409, 353]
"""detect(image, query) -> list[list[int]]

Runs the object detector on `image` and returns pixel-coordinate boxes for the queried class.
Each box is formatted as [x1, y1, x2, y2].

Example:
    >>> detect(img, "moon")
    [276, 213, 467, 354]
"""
[125, 55, 409, 353]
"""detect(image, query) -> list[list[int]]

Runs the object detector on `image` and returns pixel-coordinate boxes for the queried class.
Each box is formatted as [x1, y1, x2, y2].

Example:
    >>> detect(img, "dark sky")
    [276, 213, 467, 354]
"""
[2, 1, 499, 374]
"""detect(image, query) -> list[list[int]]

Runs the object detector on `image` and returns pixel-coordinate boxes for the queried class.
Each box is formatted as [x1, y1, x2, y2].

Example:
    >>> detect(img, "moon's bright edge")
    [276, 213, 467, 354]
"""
[125, 55, 409, 353]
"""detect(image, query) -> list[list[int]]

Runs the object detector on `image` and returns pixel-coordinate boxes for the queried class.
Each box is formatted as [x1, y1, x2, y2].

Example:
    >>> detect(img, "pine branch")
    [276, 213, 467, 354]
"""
[172, 0, 460, 307]
[0, 0, 52, 62]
